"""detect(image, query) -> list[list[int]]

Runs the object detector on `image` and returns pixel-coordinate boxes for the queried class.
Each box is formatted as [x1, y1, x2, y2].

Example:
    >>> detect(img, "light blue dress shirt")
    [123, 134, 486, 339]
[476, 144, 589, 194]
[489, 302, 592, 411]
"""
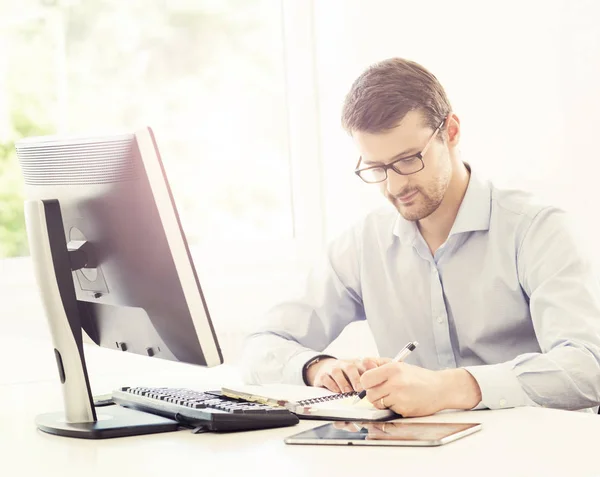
[241, 169, 600, 413]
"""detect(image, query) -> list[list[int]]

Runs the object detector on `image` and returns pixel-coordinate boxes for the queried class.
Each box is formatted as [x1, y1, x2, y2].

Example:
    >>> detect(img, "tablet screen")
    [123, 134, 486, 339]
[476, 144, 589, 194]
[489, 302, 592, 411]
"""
[287, 421, 481, 443]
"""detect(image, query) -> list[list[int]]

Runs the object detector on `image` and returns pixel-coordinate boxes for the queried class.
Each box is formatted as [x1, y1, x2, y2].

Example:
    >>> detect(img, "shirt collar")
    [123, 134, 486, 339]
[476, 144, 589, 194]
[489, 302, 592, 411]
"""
[448, 166, 491, 236]
[392, 213, 418, 245]
[392, 164, 491, 244]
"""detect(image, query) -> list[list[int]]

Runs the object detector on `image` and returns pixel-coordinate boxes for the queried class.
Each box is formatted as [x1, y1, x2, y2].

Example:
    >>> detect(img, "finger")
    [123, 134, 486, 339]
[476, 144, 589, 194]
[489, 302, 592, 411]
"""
[360, 367, 389, 390]
[319, 374, 341, 394]
[365, 384, 386, 402]
[362, 356, 392, 370]
[331, 367, 354, 393]
[365, 385, 389, 408]
[341, 364, 363, 392]
[369, 392, 391, 410]
[361, 358, 380, 371]
[355, 359, 367, 374]
[361, 362, 401, 389]
[377, 357, 392, 365]
[373, 422, 387, 434]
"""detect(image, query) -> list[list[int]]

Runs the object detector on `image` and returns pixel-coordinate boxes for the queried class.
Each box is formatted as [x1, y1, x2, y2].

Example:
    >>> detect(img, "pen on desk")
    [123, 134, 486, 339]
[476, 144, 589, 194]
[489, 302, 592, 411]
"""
[351, 341, 419, 405]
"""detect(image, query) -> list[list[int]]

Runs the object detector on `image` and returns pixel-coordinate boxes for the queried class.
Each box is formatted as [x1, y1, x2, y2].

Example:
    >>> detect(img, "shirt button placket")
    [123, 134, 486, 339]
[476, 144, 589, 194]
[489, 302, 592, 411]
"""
[430, 264, 456, 369]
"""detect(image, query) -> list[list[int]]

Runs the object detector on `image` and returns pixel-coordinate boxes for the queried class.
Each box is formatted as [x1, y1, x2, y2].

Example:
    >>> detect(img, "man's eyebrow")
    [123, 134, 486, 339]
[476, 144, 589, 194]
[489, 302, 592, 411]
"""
[362, 147, 420, 166]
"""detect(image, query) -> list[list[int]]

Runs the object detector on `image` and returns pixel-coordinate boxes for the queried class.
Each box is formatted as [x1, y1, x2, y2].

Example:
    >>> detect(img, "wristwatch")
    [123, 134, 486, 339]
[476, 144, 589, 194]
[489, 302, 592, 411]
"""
[302, 354, 335, 385]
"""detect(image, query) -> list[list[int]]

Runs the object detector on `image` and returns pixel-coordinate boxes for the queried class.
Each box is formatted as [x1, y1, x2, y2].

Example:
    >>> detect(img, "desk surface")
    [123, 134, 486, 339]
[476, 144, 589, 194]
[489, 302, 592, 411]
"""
[1, 264, 600, 477]
[2, 345, 600, 477]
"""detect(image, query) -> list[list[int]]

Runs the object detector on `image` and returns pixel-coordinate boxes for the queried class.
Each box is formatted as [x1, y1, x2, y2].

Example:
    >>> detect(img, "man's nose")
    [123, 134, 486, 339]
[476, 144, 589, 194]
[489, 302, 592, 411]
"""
[385, 169, 409, 196]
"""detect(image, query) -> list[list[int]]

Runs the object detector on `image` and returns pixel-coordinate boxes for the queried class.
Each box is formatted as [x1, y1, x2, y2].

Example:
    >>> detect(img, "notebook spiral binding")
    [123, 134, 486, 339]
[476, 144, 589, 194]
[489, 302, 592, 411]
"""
[296, 391, 357, 406]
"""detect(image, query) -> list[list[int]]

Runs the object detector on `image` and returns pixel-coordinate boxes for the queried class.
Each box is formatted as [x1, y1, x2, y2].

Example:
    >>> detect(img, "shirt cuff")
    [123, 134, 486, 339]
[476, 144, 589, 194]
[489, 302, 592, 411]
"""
[285, 350, 329, 386]
[462, 362, 535, 410]
[302, 354, 336, 385]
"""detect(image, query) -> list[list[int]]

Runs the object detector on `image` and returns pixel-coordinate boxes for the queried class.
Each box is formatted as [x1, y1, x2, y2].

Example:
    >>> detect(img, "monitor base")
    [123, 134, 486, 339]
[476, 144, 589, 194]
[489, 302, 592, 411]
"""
[36, 404, 180, 439]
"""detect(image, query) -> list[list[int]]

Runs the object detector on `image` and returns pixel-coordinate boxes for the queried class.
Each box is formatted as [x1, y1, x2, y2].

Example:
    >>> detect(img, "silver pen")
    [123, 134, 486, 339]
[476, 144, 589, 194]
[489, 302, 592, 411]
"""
[351, 341, 419, 405]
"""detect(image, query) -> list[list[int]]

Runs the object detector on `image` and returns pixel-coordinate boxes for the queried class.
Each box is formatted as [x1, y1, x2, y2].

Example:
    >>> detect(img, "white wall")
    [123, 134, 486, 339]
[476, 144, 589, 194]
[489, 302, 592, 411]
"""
[314, 0, 600, 259]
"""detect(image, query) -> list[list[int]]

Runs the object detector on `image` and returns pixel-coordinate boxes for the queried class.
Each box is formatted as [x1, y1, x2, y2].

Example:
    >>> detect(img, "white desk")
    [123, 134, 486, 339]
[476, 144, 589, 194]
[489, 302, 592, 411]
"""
[2, 341, 600, 477]
[1, 263, 600, 477]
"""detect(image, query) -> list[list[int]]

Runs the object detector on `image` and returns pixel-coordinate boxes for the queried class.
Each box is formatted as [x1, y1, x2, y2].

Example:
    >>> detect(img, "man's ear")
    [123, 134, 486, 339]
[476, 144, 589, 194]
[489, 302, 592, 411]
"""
[445, 113, 460, 147]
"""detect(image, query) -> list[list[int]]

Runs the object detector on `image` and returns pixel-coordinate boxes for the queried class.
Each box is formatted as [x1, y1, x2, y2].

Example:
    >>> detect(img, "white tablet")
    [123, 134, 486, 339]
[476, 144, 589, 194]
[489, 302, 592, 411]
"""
[284, 420, 482, 447]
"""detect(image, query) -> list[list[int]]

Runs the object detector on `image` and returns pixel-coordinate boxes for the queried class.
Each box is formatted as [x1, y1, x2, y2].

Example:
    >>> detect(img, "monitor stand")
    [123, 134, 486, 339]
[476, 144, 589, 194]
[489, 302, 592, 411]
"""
[25, 199, 179, 439]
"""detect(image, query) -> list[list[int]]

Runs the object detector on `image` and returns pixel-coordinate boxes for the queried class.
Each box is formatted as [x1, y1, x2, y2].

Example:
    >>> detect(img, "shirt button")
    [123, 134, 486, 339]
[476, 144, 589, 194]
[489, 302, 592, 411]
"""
[436, 316, 444, 324]
[499, 398, 507, 407]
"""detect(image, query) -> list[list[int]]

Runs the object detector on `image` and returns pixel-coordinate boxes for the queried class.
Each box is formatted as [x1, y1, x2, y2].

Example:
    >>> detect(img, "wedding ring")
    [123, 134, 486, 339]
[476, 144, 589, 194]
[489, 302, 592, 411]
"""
[380, 397, 386, 408]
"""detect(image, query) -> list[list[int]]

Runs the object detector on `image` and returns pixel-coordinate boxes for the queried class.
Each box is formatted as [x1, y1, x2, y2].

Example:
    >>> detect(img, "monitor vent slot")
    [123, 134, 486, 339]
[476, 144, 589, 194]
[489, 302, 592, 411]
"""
[17, 138, 140, 185]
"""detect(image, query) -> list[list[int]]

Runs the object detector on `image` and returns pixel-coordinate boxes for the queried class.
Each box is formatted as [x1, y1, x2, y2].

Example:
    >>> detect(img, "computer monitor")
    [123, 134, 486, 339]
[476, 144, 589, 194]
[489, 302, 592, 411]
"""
[15, 127, 223, 438]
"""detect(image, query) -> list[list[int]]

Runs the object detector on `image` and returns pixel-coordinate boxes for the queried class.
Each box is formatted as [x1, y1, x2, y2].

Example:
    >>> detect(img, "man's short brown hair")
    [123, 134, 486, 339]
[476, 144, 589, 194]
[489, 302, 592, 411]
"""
[341, 58, 451, 135]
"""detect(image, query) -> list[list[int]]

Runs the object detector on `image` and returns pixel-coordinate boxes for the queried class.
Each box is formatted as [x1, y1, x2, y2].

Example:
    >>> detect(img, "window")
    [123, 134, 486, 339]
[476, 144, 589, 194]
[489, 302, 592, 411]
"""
[0, 0, 323, 360]
[2, 0, 297, 248]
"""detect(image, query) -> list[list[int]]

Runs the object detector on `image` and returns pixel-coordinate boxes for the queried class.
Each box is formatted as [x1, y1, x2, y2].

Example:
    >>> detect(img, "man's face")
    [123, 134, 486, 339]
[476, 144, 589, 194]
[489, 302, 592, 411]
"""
[352, 111, 452, 221]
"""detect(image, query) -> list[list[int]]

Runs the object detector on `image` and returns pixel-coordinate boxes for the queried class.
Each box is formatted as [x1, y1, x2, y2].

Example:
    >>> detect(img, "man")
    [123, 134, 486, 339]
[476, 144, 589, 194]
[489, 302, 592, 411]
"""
[241, 58, 600, 417]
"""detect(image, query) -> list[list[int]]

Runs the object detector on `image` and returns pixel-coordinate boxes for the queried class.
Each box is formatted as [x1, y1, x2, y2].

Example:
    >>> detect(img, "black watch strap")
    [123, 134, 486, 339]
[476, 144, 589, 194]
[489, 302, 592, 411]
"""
[302, 354, 336, 385]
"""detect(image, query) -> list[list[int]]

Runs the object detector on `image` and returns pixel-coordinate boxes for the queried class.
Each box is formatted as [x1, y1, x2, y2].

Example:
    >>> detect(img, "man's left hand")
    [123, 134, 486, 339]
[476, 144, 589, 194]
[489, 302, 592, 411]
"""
[359, 362, 482, 417]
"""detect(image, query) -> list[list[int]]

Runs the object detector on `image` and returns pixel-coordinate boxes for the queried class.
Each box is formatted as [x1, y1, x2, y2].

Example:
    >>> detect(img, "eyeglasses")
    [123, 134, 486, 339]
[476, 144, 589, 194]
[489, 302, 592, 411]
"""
[354, 117, 446, 184]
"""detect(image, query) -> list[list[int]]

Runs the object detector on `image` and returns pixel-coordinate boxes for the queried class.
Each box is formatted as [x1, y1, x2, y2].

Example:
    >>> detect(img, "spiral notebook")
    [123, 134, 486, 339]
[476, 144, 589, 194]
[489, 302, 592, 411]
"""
[221, 384, 395, 421]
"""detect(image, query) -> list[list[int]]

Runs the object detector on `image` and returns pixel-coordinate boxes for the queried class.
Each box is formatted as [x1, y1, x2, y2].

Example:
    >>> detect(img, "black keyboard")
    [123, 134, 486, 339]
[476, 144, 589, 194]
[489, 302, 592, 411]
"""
[112, 386, 299, 432]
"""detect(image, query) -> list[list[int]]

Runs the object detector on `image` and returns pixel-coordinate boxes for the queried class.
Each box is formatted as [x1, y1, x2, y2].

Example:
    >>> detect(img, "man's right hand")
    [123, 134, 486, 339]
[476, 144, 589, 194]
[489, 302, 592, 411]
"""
[306, 357, 391, 393]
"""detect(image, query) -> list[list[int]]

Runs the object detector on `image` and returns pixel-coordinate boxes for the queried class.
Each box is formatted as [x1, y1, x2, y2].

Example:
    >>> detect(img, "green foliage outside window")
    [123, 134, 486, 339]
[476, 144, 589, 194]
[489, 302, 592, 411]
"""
[0, 110, 53, 258]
